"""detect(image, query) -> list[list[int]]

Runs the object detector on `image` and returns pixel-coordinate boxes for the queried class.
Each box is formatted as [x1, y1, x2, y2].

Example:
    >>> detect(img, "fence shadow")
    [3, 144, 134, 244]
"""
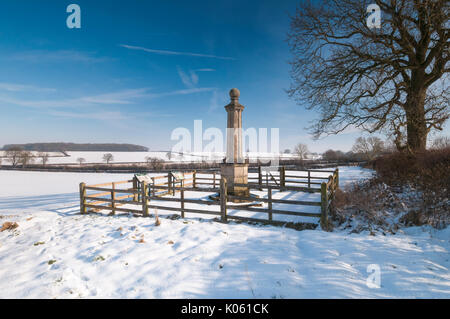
[0, 193, 79, 211]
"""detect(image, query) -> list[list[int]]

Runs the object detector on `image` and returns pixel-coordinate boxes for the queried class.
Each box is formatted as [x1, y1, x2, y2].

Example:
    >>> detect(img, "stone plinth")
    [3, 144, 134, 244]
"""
[220, 162, 249, 197]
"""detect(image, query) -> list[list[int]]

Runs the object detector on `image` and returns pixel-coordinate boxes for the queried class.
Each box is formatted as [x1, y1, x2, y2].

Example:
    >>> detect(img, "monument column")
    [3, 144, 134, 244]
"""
[221, 88, 249, 198]
[226, 88, 245, 163]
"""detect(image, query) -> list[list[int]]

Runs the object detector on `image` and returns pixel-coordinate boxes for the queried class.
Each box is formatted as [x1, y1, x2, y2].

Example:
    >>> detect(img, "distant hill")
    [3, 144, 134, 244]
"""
[2, 143, 149, 152]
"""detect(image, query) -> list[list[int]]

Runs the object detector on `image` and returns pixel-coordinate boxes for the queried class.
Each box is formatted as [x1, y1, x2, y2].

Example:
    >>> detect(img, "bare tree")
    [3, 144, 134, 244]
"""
[19, 151, 34, 168]
[38, 152, 50, 166]
[5, 146, 23, 167]
[103, 153, 114, 164]
[288, 0, 449, 152]
[77, 157, 86, 166]
[352, 136, 385, 160]
[145, 156, 164, 170]
[383, 139, 399, 153]
[323, 150, 337, 161]
[430, 135, 450, 149]
[322, 149, 347, 161]
[294, 143, 309, 159]
[166, 151, 173, 160]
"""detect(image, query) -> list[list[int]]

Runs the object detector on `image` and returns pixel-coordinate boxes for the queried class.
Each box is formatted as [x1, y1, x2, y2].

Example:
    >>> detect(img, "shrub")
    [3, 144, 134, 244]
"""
[334, 147, 450, 230]
[371, 147, 450, 193]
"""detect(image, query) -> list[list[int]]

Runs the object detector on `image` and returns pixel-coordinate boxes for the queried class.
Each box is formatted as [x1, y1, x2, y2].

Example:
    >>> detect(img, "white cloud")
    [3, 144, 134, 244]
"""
[49, 110, 129, 121]
[79, 88, 150, 105]
[0, 87, 216, 109]
[6, 50, 111, 63]
[145, 87, 216, 99]
[177, 67, 199, 88]
[208, 89, 228, 112]
[209, 89, 219, 112]
[190, 72, 199, 85]
[0, 82, 56, 93]
[194, 68, 216, 72]
[158, 87, 215, 96]
[0, 88, 150, 108]
[120, 44, 235, 60]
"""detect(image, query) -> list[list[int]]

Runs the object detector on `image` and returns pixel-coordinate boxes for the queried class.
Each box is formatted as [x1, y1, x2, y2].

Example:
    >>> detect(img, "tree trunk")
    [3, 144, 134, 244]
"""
[405, 88, 428, 152]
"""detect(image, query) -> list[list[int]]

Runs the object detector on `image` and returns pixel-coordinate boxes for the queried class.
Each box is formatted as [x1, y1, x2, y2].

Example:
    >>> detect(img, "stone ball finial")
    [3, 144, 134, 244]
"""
[229, 88, 240, 100]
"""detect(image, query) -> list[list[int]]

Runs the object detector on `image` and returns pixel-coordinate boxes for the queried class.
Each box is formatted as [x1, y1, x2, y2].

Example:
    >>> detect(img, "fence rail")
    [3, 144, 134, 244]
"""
[80, 167, 339, 230]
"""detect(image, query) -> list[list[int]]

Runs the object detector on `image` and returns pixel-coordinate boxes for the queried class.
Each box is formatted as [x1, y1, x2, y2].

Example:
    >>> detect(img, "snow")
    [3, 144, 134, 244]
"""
[0, 166, 448, 298]
[1, 151, 304, 165]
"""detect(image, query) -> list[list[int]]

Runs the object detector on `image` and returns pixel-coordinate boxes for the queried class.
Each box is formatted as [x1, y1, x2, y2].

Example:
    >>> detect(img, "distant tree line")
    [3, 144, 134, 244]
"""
[289, 135, 449, 163]
[2, 143, 149, 152]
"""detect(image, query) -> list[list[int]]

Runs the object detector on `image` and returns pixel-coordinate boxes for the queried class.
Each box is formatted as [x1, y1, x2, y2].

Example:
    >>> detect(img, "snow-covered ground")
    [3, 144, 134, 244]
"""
[0, 166, 448, 298]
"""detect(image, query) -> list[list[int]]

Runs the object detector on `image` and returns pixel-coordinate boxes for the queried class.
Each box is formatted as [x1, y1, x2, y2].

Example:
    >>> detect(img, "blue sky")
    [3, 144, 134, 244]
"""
[0, 0, 409, 153]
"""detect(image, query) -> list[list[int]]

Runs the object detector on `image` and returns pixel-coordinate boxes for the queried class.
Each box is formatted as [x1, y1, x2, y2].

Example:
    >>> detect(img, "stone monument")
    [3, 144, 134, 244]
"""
[220, 88, 250, 197]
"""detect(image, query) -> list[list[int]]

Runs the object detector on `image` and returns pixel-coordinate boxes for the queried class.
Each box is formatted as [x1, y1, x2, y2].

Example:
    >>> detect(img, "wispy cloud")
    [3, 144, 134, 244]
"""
[49, 110, 129, 121]
[0, 88, 150, 108]
[208, 89, 227, 113]
[152, 87, 215, 97]
[6, 50, 111, 63]
[176, 67, 216, 89]
[209, 89, 219, 112]
[0, 82, 56, 93]
[194, 68, 216, 72]
[80, 88, 150, 105]
[120, 44, 235, 60]
[0, 87, 215, 109]
[177, 67, 199, 88]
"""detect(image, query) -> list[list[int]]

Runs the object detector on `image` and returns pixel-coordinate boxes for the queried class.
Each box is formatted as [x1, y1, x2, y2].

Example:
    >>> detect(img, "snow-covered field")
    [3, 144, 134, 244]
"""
[0, 151, 305, 165]
[0, 167, 449, 298]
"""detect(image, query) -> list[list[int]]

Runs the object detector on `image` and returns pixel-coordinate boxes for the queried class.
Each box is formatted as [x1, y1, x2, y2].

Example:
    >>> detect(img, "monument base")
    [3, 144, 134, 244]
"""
[220, 163, 250, 200]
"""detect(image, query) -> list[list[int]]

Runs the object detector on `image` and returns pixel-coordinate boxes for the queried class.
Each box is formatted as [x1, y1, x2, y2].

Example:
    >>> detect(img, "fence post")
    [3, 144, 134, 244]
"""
[280, 166, 286, 190]
[258, 166, 262, 190]
[220, 177, 227, 222]
[173, 179, 176, 196]
[79, 182, 86, 214]
[329, 175, 335, 203]
[268, 186, 273, 222]
[335, 168, 339, 189]
[132, 177, 138, 201]
[111, 182, 116, 215]
[180, 187, 185, 218]
[213, 171, 216, 188]
[142, 181, 149, 217]
[151, 177, 155, 197]
[168, 173, 172, 196]
[170, 173, 176, 196]
[193, 170, 197, 188]
[308, 171, 311, 189]
[320, 182, 328, 231]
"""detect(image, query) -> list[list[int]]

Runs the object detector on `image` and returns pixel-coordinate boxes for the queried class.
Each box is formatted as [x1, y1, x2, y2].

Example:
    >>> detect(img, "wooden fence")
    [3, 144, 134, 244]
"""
[80, 167, 339, 230]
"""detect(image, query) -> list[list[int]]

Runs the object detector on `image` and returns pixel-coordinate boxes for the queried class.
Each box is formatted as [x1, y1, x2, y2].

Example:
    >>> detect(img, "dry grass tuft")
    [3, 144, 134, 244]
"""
[0, 222, 19, 232]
